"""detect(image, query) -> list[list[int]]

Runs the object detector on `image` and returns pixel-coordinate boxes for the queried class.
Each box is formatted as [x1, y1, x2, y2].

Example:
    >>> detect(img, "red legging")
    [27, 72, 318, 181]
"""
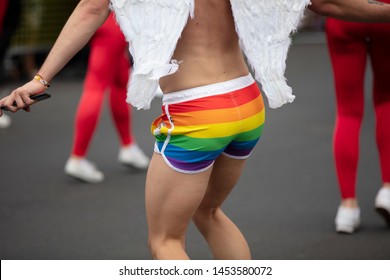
[326, 16, 390, 199]
[0, 0, 7, 33]
[71, 14, 133, 157]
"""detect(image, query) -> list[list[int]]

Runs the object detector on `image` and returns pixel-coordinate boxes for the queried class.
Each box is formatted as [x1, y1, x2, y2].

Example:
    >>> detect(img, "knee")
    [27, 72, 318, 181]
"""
[193, 207, 221, 228]
[148, 237, 161, 259]
[337, 100, 364, 120]
[148, 236, 185, 260]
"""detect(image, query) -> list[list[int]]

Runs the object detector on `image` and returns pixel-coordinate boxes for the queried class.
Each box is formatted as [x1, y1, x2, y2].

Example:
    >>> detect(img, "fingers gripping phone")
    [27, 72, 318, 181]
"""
[0, 93, 51, 111]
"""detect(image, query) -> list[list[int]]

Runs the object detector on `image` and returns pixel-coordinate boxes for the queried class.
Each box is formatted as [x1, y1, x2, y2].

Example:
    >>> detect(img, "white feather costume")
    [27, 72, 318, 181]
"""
[110, 0, 311, 110]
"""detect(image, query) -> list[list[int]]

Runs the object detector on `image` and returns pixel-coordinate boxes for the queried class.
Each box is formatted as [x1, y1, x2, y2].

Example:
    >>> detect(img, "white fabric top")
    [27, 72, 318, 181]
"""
[110, 0, 311, 110]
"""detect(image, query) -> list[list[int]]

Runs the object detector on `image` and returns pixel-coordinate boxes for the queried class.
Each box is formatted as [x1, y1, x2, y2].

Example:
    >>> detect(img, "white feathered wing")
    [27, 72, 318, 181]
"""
[230, 0, 310, 108]
[110, 0, 194, 110]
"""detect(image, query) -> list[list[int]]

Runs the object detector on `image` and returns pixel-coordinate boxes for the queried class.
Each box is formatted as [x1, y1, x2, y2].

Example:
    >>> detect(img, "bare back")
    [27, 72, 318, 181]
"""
[159, 0, 249, 93]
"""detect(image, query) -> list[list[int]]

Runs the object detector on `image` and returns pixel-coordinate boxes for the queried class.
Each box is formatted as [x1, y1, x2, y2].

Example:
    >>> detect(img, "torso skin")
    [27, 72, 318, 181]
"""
[159, 0, 249, 93]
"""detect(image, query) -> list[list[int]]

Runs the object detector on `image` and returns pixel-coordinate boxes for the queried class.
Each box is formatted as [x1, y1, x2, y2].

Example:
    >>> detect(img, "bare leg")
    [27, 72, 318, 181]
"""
[193, 155, 251, 260]
[145, 153, 212, 260]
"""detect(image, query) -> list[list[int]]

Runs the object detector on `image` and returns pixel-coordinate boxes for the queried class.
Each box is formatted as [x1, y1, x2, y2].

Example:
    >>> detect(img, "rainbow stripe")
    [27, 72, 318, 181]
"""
[152, 82, 265, 173]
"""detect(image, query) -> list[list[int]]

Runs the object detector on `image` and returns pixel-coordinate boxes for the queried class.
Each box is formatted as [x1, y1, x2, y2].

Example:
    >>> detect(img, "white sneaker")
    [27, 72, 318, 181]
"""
[65, 158, 104, 183]
[375, 187, 390, 226]
[335, 206, 361, 234]
[118, 143, 150, 169]
[0, 114, 11, 128]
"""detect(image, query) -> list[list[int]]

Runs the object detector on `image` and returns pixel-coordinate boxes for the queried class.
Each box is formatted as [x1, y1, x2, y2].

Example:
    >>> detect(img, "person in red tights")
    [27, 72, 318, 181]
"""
[65, 13, 149, 183]
[326, 10, 390, 233]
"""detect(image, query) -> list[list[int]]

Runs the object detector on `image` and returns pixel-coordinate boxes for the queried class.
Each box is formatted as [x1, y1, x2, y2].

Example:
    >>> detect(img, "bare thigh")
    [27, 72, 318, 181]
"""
[197, 154, 247, 212]
[145, 153, 213, 240]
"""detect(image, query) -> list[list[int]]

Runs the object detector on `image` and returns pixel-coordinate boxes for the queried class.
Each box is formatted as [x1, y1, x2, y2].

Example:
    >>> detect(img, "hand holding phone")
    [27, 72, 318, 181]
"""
[0, 92, 51, 111]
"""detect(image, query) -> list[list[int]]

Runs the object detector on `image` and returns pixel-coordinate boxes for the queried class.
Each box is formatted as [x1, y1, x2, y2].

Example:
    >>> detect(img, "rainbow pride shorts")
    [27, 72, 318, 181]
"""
[152, 74, 265, 174]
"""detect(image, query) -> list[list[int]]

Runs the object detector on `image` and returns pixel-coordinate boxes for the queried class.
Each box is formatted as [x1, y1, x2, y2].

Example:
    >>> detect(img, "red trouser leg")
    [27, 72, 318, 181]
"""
[0, 0, 7, 33]
[71, 14, 132, 157]
[326, 19, 368, 199]
[370, 22, 390, 184]
[326, 18, 390, 199]
[108, 49, 133, 147]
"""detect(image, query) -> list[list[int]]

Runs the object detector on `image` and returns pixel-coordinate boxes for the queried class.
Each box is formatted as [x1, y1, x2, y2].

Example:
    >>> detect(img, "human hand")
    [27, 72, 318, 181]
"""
[0, 79, 47, 117]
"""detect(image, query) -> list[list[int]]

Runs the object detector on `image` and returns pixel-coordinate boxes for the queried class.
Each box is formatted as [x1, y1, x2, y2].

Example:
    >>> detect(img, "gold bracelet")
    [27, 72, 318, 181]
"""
[34, 74, 51, 88]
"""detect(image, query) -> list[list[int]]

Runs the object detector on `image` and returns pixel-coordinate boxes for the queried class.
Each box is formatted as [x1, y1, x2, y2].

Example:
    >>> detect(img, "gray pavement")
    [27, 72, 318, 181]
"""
[0, 39, 389, 260]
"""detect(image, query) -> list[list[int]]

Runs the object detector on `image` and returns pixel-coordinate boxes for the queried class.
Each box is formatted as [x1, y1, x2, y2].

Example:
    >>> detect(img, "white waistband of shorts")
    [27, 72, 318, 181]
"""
[162, 74, 255, 105]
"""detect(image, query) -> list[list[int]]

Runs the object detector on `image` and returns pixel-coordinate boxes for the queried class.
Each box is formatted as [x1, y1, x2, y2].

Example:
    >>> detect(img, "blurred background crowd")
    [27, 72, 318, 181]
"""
[0, 1, 325, 87]
[1, 0, 80, 85]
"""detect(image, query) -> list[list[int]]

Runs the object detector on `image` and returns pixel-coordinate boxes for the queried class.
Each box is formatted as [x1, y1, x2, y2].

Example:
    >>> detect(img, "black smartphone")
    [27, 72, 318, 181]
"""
[0, 92, 51, 111]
